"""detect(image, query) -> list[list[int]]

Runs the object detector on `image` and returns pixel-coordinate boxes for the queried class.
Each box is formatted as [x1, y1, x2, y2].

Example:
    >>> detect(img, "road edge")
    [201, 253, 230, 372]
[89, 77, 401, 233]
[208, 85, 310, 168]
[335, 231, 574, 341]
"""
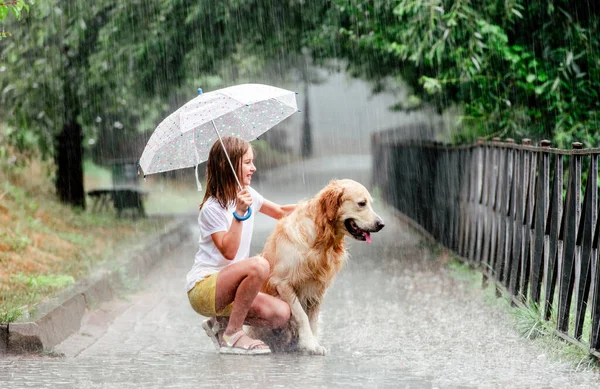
[383, 204, 437, 244]
[2, 216, 195, 354]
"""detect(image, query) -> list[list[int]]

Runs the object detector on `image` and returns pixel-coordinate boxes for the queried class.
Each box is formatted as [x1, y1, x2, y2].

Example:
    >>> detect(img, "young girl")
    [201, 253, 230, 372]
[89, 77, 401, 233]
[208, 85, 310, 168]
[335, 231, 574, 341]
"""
[186, 136, 294, 355]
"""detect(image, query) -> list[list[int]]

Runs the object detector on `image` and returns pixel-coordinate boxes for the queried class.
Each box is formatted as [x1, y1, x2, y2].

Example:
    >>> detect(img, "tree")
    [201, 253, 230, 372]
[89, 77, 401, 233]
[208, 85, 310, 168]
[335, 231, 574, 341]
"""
[309, 0, 600, 147]
[1, 0, 330, 207]
[1, 1, 119, 207]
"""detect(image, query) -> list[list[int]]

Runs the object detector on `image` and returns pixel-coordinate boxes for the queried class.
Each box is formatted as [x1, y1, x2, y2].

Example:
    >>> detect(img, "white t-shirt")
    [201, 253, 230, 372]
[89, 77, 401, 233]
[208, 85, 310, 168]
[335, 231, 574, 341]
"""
[186, 186, 264, 291]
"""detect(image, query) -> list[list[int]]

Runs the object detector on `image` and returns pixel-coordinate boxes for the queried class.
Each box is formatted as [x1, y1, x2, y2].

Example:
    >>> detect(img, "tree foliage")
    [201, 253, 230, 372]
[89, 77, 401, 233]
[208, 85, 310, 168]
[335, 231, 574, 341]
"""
[0, 0, 327, 206]
[0, 0, 29, 39]
[310, 0, 600, 147]
[1, 0, 328, 153]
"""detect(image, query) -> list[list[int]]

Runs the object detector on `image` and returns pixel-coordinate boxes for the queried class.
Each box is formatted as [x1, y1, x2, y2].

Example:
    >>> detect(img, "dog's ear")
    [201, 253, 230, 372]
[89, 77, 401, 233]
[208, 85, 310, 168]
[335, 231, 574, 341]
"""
[319, 182, 345, 222]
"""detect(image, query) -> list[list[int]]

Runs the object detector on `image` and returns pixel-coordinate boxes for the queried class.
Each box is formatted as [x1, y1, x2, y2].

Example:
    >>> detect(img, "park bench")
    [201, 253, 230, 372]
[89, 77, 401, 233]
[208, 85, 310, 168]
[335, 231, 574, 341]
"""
[87, 160, 147, 218]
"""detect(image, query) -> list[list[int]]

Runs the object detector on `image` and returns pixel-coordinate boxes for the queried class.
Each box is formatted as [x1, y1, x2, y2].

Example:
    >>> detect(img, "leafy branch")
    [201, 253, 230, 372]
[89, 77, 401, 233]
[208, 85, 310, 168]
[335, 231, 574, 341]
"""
[0, 0, 28, 19]
[312, 0, 600, 147]
[0, 0, 29, 39]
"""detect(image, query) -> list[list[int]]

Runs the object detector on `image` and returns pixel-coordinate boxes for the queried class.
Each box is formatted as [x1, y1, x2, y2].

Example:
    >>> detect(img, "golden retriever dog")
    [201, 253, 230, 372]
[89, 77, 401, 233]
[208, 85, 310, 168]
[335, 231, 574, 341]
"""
[248, 179, 385, 355]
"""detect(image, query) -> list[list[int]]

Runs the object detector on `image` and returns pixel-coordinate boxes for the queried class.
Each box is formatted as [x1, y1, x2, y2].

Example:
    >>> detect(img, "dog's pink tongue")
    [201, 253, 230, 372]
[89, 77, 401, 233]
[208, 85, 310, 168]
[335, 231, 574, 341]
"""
[363, 232, 372, 244]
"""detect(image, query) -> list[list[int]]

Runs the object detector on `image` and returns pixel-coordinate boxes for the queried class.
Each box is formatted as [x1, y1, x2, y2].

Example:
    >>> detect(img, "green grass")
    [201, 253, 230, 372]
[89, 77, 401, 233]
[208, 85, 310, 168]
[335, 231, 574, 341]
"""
[83, 159, 112, 188]
[0, 306, 24, 323]
[11, 273, 75, 290]
[447, 256, 481, 285]
[0, 228, 32, 251]
[56, 231, 93, 246]
[513, 301, 553, 340]
[514, 301, 600, 371]
[0, 274, 76, 323]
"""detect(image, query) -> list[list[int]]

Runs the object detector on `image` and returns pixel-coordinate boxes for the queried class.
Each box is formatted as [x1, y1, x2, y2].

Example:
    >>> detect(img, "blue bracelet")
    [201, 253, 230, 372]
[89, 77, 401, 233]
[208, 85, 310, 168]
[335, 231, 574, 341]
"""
[233, 207, 252, 221]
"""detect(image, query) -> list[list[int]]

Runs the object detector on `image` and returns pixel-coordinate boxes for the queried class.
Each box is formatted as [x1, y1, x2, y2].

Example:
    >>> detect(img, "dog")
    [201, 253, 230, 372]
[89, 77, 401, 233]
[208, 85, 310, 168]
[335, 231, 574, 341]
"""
[249, 179, 385, 355]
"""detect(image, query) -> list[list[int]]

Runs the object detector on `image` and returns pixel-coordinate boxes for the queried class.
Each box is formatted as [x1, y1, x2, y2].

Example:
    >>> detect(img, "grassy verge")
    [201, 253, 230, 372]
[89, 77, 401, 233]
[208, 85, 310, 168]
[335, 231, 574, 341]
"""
[0, 159, 172, 323]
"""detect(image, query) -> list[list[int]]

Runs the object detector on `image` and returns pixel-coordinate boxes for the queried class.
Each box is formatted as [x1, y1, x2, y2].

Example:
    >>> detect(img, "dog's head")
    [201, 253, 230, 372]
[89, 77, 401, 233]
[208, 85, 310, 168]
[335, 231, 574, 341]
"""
[316, 179, 385, 244]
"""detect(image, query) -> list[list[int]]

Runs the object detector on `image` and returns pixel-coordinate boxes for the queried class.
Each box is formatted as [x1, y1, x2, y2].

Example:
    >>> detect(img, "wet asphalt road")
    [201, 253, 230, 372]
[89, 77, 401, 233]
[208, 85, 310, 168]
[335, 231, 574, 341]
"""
[1, 156, 599, 388]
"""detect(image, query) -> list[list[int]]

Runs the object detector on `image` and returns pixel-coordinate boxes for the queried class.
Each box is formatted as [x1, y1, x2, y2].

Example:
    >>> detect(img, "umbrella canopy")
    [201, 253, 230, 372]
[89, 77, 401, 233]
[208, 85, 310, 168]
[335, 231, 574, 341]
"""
[139, 84, 298, 179]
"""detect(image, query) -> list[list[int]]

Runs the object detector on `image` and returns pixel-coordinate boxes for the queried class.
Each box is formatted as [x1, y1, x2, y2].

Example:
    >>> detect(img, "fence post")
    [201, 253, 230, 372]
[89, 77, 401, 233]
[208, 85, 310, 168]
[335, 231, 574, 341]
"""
[451, 149, 461, 252]
[557, 142, 583, 333]
[543, 141, 562, 320]
[494, 143, 508, 281]
[574, 153, 598, 340]
[474, 139, 486, 263]
[530, 140, 551, 304]
[502, 139, 516, 288]
[591, 189, 600, 349]
[508, 139, 529, 297]
[483, 139, 499, 276]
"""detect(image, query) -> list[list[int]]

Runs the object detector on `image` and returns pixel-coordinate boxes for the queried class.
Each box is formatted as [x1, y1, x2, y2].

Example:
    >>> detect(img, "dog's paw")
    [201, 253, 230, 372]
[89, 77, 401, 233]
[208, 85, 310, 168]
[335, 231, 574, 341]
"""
[309, 344, 327, 356]
[298, 341, 327, 356]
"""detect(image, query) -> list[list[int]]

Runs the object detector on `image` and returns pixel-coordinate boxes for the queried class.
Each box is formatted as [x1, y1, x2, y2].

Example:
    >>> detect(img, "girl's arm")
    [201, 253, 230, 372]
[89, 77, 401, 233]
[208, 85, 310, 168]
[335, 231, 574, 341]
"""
[211, 188, 252, 260]
[260, 199, 296, 220]
[211, 220, 243, 260]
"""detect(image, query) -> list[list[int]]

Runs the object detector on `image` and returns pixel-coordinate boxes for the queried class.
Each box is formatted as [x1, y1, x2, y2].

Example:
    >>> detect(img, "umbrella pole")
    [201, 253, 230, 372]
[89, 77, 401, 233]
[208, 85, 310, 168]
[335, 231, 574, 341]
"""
[211, 120, 243, 191]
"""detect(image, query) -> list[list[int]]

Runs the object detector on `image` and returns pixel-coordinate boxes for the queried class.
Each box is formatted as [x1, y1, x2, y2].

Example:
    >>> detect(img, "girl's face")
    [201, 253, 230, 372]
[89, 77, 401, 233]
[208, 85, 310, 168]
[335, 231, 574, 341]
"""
[240, 147, 256, 187]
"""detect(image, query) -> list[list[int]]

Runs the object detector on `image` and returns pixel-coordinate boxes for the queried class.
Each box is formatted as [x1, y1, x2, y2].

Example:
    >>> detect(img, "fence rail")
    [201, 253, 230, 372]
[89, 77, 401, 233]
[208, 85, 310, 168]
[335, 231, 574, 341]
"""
[372, 129, 600, 357]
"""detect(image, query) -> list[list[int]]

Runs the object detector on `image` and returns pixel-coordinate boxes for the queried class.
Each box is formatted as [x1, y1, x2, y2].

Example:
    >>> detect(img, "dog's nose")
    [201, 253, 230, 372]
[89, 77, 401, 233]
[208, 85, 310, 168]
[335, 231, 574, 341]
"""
[375, 218, 385, 231]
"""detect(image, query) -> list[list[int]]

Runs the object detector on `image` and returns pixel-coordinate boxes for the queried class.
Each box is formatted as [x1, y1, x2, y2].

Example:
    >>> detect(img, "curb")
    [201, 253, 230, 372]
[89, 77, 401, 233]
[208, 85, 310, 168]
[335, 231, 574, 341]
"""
[1, 216, 195, 354]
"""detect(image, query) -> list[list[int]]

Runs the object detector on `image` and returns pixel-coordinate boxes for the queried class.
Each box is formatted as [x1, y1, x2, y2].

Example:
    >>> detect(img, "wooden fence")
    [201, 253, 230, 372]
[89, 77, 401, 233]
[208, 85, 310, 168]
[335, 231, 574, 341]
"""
[372, 130, 600, 357]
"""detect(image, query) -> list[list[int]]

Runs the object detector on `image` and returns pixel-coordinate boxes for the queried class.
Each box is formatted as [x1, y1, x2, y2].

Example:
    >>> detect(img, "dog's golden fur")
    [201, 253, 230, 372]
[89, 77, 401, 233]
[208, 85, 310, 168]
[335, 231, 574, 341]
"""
[249, 179, 384, 355]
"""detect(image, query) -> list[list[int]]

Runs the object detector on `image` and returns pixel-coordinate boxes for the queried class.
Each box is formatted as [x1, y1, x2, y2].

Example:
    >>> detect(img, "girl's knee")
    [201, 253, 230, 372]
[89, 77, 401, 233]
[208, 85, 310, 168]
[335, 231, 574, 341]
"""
[278, 302, 291, 326]
[248, 256, 270, 280]
[270, 300, 291, 328]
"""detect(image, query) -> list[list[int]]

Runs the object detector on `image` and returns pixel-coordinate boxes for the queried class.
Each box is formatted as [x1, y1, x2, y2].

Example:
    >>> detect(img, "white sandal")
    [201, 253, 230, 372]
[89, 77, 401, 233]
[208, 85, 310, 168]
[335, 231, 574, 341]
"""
[219, 330, 271, 355]
[202, 318, 223, 351]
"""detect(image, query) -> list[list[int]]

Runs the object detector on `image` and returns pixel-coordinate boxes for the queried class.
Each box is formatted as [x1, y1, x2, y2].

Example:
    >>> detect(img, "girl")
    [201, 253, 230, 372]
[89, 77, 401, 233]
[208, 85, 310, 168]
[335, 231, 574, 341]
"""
[186, 136, 294, 355]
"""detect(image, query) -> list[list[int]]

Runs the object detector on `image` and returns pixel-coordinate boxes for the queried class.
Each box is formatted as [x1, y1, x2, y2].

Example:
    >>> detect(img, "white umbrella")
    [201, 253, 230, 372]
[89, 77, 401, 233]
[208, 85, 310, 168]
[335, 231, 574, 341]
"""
[139, 83, 299, 190]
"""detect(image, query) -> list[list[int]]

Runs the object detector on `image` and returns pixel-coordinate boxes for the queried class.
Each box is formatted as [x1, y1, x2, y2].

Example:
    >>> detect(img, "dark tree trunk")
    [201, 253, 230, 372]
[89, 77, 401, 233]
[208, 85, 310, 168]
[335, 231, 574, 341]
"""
[55, 120, 85, 208]
[56, 48, 85, 208]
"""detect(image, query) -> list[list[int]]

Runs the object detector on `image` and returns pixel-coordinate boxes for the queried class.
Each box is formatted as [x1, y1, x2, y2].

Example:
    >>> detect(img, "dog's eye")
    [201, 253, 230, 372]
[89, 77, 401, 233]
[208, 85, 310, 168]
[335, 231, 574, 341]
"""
[358, 201, 367, 207]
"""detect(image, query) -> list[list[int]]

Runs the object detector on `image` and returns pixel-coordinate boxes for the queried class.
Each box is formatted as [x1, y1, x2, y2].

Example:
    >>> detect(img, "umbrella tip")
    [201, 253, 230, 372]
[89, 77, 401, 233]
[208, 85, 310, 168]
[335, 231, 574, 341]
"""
[198, 88, 203, 95]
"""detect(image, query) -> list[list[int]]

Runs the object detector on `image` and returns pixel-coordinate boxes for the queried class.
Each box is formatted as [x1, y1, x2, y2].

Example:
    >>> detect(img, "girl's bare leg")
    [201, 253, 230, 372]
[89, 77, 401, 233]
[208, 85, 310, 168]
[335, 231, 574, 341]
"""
[215, 256, 290, 337]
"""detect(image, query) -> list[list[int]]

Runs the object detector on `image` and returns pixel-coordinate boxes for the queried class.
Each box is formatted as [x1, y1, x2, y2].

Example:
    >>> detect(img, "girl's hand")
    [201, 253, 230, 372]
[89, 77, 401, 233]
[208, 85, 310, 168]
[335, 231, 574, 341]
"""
[236, 188, 253, 216]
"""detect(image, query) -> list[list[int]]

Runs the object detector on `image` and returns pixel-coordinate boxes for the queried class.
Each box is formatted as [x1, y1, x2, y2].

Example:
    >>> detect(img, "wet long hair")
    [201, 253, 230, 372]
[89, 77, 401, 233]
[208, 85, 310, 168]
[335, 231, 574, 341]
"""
[199, 136, 251, 210]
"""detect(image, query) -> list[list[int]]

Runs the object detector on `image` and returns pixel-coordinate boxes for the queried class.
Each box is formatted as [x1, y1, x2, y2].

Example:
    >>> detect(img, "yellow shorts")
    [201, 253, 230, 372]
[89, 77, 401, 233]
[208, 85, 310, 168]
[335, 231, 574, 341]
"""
[187, 272, 233, 317]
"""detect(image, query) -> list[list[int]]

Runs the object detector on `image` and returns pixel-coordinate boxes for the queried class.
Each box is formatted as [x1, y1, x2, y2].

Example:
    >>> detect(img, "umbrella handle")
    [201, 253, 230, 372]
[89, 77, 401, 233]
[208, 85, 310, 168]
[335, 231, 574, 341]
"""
[233, 207, 252, 221]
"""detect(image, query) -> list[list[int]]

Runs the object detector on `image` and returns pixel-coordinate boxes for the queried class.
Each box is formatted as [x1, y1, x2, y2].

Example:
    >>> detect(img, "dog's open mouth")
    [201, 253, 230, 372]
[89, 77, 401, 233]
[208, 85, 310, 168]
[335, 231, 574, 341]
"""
[344, 219, 372, 244]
